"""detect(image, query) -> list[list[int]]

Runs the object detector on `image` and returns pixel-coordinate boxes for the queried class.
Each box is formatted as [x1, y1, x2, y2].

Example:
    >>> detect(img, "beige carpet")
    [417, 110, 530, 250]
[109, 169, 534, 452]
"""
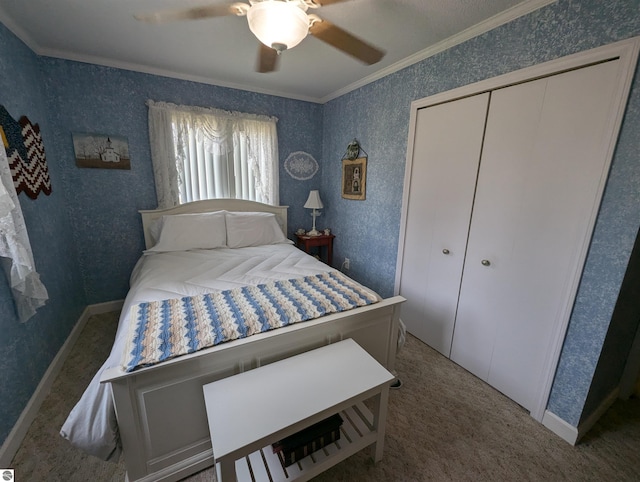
[10, 311, 640, 481]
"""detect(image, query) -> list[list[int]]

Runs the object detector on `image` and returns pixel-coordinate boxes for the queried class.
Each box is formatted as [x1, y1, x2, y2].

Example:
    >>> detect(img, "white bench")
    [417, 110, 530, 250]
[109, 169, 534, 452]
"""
[203, 338, 394, 481]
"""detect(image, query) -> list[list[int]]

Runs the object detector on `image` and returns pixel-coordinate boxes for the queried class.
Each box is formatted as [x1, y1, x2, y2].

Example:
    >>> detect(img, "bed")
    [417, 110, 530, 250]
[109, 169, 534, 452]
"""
[60, 199, 405, 482]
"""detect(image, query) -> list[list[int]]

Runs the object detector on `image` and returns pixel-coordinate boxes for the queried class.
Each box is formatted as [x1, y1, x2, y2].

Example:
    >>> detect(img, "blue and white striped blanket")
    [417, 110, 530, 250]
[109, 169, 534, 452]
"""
[122, 271, 379, 372]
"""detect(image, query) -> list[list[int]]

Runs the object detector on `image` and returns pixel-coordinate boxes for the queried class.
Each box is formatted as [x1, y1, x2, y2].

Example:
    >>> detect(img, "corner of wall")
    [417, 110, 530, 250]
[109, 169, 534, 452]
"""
[0, 300, 123, 467]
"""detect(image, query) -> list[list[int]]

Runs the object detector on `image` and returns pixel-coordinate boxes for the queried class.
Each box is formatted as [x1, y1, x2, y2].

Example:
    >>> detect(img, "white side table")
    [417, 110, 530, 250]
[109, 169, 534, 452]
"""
[203, 338, 394, 481]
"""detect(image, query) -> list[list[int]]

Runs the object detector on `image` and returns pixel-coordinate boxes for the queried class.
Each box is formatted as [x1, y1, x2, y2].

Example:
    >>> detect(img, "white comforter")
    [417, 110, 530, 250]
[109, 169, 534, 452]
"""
[60, 244, 365, 461]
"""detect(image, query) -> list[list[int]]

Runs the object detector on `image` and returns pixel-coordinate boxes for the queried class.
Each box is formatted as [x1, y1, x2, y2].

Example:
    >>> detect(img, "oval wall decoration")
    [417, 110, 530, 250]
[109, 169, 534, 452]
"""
[284, 151, 318, 180]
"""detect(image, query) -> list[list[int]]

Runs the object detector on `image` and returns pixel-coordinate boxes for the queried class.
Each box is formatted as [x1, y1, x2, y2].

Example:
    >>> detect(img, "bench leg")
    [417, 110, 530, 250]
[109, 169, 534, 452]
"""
[371, 386, 390, 463]
[218, 458, 236, 482]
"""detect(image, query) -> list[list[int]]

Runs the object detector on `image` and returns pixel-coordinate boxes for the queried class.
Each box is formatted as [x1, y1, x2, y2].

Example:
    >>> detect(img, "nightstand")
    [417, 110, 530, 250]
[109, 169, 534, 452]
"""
[295, 233, 335, 266]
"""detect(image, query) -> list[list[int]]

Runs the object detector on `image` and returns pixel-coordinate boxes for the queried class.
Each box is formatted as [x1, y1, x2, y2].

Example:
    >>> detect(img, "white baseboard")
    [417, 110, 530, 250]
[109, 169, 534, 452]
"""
[542, 385, 621, 446]
[88, 299, 124, 315]
[542, 410, 579, 445]
[0, 300, 123, 467]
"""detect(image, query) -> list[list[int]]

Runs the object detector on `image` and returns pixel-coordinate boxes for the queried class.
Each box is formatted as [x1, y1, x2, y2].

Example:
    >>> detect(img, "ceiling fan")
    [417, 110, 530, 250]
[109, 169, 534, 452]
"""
[135, 0, 385, 73]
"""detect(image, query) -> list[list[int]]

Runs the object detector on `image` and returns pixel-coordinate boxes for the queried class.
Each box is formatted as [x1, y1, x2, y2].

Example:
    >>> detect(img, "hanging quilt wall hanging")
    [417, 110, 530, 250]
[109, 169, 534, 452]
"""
[341, 139, 367, 201]
[0, 105, 52, 199]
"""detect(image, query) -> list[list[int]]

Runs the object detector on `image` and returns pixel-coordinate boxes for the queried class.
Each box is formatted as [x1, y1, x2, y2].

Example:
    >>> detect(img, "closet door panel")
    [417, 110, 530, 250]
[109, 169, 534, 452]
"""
[449, 80, 548, 383]
[451, 60, 623, 412]
[399, 93, 489, 356]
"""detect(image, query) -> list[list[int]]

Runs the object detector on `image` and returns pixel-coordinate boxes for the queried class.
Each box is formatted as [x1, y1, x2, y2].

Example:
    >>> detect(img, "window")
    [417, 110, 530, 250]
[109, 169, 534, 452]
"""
[147, 100, 279, 208]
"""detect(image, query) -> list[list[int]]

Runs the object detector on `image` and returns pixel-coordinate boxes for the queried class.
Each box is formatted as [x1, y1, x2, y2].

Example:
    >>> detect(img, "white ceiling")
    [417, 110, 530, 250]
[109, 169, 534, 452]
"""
[0, 0, 554, 103]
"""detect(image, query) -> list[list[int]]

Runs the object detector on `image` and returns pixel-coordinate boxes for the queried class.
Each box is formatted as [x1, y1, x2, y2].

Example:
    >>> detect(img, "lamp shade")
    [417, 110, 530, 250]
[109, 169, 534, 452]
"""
[247, 1, 309, 52]
[304, 190, 323, 209]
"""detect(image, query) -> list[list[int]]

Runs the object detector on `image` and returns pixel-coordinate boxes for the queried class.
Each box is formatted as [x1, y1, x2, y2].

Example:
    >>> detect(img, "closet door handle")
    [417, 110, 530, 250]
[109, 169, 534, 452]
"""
[442, 249, 450, 255]
[481, 259, 491, 266]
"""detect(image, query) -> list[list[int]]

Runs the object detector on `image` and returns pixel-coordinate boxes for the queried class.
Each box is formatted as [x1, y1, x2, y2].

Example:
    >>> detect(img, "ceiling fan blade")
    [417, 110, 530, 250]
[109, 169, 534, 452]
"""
[309, 18, 385, 65]
[135, 4, 240, 24]
[257, 44, 279, 73]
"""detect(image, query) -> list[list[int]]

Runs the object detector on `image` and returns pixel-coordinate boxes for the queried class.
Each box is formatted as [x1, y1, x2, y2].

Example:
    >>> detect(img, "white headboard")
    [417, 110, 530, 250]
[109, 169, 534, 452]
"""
[139, 199, 289, 249]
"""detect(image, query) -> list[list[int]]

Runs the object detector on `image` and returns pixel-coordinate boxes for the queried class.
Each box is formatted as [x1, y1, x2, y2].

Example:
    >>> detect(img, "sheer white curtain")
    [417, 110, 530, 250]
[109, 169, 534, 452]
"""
[147, 100, 279, 208]
[0, 147, 48, 322]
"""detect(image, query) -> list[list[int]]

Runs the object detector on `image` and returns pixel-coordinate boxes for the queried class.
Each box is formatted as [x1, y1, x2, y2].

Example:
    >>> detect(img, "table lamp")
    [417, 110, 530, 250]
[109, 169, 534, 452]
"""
[304, 190, 323, 236]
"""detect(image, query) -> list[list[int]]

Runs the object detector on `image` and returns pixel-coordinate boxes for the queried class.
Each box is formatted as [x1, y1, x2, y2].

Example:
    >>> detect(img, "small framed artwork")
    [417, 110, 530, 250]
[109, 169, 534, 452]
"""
[342, 157, 366, 200]
[72, 133, 131, 169]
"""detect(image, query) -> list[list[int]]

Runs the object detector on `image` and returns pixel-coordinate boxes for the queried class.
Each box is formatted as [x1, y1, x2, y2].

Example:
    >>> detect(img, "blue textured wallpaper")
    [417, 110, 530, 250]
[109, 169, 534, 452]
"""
[0, 23, 86, 444]
[41, 60, 323, 303]
[322, 0, 640, 427]
[0, 23, 322, 448]
[582, 224, 640, 422]
[1, 0, 638, 449]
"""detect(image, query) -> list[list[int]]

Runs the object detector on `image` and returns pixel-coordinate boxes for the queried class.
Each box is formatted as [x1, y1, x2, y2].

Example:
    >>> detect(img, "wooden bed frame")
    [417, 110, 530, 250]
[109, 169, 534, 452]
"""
[100, 199, 405, 482]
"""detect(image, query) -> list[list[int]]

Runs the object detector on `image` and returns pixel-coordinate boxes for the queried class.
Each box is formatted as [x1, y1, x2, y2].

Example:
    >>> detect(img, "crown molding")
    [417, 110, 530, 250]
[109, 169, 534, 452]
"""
[36, 46, 323, 104]
[0, 5, 41, 53]
[0, 0, 557, 105]
[0, 3, 321, 104]
[320, 0, 557, 103]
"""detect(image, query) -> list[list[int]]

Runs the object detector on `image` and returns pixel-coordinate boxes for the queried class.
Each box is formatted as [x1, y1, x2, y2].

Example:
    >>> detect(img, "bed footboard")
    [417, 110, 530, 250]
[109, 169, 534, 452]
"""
[101, 296, 404, 482]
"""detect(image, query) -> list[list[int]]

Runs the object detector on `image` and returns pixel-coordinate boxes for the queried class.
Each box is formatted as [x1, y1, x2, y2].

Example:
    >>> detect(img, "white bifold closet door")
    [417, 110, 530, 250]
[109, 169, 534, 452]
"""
[398, 56, 628, 415]
[450, 60, 623, 412]
[398, 93, 489, 356]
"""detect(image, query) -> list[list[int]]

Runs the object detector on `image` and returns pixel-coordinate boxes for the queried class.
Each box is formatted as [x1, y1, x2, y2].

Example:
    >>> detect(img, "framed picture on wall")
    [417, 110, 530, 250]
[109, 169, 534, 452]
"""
[72, 133, 131, 169]
[342, 157, 366, 200]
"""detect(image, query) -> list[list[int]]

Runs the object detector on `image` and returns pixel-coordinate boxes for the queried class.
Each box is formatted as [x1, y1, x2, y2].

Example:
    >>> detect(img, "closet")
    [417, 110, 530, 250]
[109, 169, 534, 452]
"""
[395, 39, 638, 418]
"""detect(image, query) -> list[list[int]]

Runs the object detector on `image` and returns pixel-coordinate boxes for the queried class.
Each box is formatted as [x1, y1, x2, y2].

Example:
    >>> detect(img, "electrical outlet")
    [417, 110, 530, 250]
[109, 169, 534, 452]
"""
[344, 258, 350, 270]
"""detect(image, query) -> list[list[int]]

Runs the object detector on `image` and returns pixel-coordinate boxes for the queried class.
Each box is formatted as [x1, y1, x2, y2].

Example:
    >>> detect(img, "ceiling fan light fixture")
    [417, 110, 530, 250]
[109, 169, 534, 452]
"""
[247, 1, 309, 52]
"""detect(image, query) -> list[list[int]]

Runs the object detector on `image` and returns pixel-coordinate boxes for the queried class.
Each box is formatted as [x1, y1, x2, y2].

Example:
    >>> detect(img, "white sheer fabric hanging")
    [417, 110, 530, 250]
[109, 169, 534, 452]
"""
[240, 116, 279, 206]
[0, 147, 48, 322]
[147, 100, 279, 208]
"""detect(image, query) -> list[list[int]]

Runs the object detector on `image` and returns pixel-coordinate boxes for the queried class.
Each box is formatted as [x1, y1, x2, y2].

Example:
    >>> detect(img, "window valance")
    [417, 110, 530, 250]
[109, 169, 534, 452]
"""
[147, 100, 279, 208]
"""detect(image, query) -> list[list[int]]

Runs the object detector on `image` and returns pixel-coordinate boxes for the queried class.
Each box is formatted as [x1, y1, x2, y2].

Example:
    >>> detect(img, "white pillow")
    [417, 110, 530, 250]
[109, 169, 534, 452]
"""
[146, 211, 227, 252]
[148, 217, 163, 246]
[225, 211, 291, 248]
